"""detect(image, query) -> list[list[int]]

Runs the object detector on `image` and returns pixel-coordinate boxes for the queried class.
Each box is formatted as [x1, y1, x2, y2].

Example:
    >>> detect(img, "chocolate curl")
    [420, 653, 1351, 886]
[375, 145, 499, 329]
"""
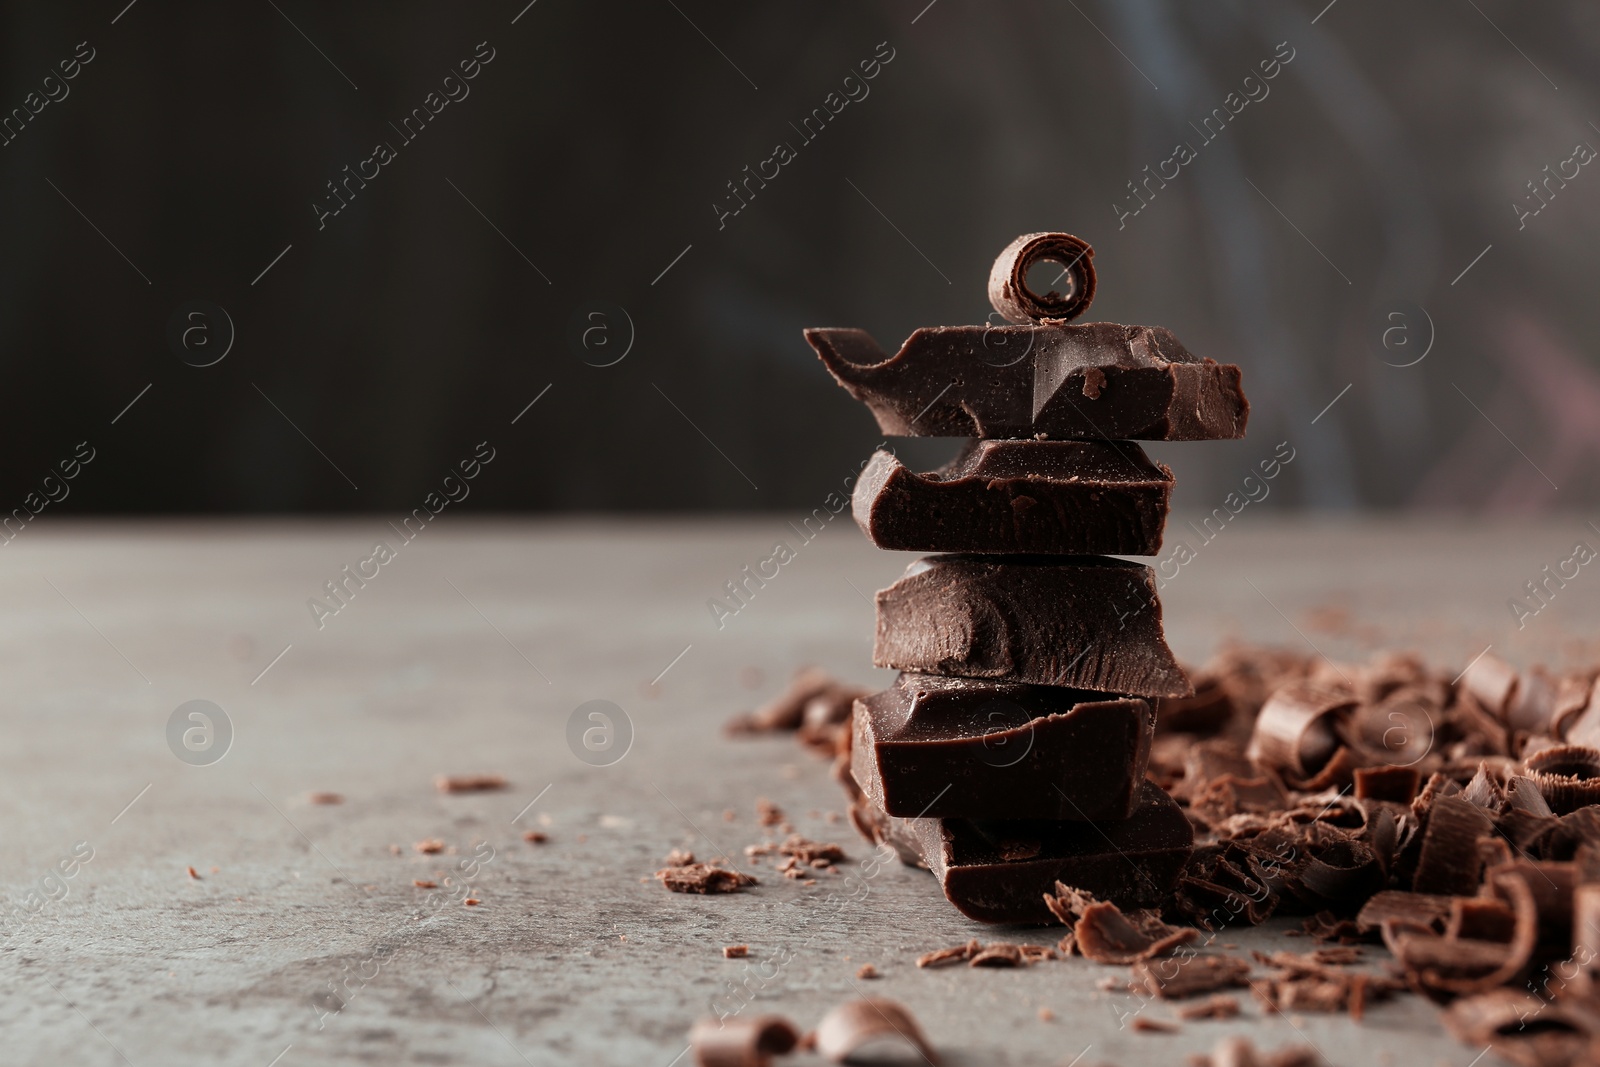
[814, 998, 939, 1065]
[688, 1015, 800, 1067]
[1413, 795, 1493, 895]
[1523, 744, 1600, 814]
[1440, 988, 1595, 1067]
[986, 232, 1096, 325]
[1246, 682, 1356, 784]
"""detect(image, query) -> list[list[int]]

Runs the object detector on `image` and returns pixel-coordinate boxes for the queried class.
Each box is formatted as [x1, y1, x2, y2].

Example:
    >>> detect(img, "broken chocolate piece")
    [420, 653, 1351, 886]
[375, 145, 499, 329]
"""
[435, 773, 507, 793]
[1353, 765, 1421, 804]
[851, 673, 1154, 821]
[688, 1014, 800, 1067]
[805, 322, 1248, 440]
[915, 939, 979, 969]
[874, 555, 1190, 698]
[851, 441, 1172, 556]
[654, 863, 759, 895]
[726, 667, 849, 735]
[814, 997, 939, 1065]
[987, 231, 1097, 325]
[877, 781, 1193, 922]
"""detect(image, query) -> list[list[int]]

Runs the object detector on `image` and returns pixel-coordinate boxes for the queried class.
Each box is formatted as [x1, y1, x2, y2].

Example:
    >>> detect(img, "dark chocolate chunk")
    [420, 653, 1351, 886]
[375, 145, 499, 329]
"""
[850, 673, 1154, 821]
[873, 781, 1193, 923]
[851, 440, 1171, 555]
[805, 322, 1248, 441]
[987, 232, 1097, 325]
[874, 555, 1190, 698]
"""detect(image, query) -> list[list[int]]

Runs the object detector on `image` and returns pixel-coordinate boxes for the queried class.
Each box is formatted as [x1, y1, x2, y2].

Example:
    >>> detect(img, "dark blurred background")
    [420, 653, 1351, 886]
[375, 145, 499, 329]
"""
[2, 0, 1597, 514]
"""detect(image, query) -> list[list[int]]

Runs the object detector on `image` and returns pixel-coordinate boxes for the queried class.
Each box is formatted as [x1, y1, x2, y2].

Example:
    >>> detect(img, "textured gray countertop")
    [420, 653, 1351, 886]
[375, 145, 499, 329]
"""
[0, 516, 1592, 1067]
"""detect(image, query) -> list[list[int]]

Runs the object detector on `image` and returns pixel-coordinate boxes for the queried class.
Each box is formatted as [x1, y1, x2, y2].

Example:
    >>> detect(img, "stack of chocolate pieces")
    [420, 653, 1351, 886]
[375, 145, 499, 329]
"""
[807, 233, 1251, 923]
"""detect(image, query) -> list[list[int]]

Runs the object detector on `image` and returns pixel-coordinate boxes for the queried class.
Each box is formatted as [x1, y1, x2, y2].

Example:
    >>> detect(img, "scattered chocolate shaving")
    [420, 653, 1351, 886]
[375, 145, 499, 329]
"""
[413, 879, 437, 888]
[434, 773, 507, 793]
[688, 1013, 801, 1067]
[1128, 955, 1252, 999]
[723, 944, 748, 959]
[186, 866, 200, 880]
[1132, 1016, 1178, 1033]
[915, 940, 979, 969]
[969, 943, 1023, 968]
[814, 997, 939, 1066]
[1523, 744, 1600, 814]
[654, 863, 759, 895]
[1177, 995, 1241, 1020]
[463, 897, 480, 906]
[307, 791, 343, 805]
[855, 963, 878, 979]
[1037, 1007, 1055, 1022]
[1353, 766, 1420, 804]
[1440, 988, 1594, 1067]
[413, 838, 445, 855]
[1413, 795, 1492, 894]
[1074, 900, 1199, 964]
[522, 830, 549, 844]
[1187, 1036, 1323, 1067]
[663, 848, 696, 867]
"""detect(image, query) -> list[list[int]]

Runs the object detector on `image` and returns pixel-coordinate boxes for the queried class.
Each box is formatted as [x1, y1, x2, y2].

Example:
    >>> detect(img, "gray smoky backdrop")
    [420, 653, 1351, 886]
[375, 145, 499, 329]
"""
[1, 0, 1597, 514]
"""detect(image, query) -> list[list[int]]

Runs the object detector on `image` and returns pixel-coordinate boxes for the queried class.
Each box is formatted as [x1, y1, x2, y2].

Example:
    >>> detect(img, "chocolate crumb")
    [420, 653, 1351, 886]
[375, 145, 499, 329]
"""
[723, 945, 748, 959]
[916, 939, 980, 968]
[463, 897, 480, 906]
[434, 773, 507, 794]
[413, 879, 437, 888]
[186, 866, 200, 880]
[522, 830, 548, 844]
[1038, 1007, 1054, 1022]
[307, 791, 343, 805]
[413, 838, 445, 854]
[688, 1013, 800, 1067]
[756, 798, 784, 827]
[856, 963, 879, 979]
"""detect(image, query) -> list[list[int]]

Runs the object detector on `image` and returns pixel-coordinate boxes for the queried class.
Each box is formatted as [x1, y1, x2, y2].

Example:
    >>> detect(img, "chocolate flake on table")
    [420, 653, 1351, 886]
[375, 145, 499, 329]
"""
[434, 773, 507, 793]
[1188, 1036, 1323, 1067]
[723, 944, 749, 959]
[851, 440, 1172, 556]
[873, 555, 1191, 698]
[413, 838, 446, 854]
[1132, 1016, 1178, 1034]
[654, 862, 759, 895]
[663, 848, 696, 867]
[1176, 994, 1241, 1021]
[307, 791, 343, 805]
[687, 1013, 800, 1067]
[522, 830, 549, 844]
[755, 799, 784, 827]
[915, 939, 980, 969]
[855, 963, 879, 979]
[1128, 955, 1252, 1000]
[725, 667, 866, 737]
[814, 997, 939, 1066]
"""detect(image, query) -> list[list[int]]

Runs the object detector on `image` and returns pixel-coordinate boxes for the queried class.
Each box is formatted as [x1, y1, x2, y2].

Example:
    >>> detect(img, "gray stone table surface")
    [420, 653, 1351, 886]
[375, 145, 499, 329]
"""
[1, 516, 1596, 1067]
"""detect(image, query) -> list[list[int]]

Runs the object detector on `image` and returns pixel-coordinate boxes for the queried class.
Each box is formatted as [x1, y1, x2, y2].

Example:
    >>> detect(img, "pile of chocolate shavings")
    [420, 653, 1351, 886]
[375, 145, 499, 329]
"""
[734, 647, 1600, 1065]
